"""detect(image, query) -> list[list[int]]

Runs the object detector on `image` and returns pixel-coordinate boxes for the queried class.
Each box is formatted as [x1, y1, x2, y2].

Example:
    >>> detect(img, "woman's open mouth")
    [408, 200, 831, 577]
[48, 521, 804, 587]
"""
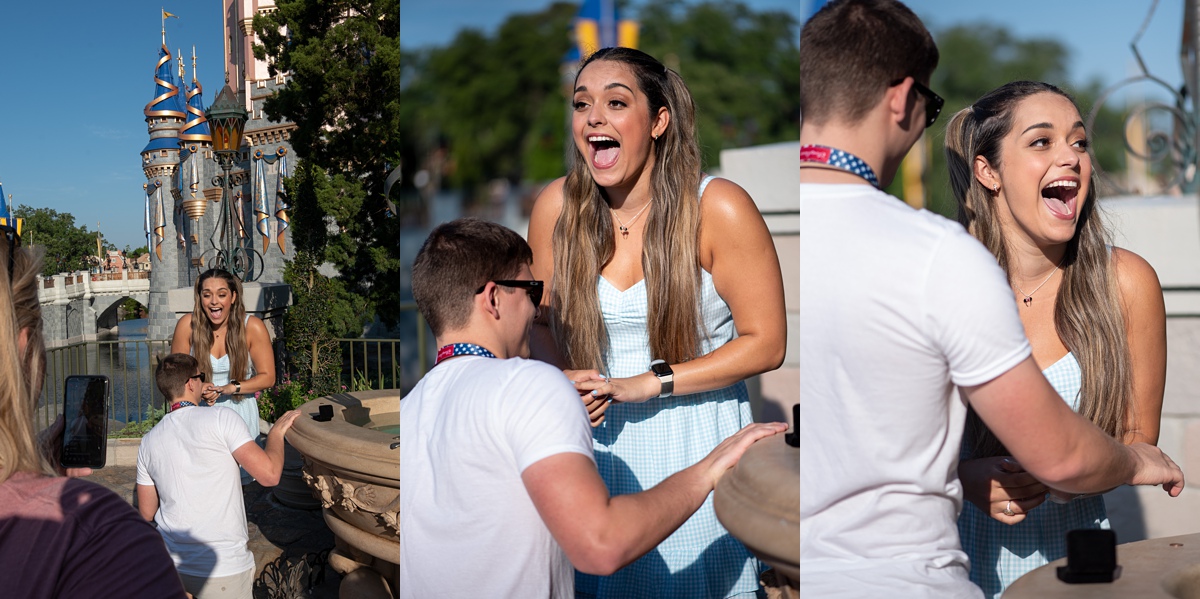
[588, 135, 621, 169]
[1041, 179, 1079, 220]
[208, 307, 224, 321]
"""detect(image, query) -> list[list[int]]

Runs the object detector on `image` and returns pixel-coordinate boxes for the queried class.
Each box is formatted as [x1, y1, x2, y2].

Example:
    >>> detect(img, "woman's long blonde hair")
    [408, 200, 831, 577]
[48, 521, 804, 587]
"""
[190, 269, 249, 395]
[0, 241, 53, 483]
[551, 47, 703, 370]
[945, 81, 1132, 457]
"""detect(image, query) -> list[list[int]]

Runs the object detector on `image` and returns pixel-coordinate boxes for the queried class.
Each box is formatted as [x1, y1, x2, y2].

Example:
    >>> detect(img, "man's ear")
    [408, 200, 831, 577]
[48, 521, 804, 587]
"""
[478, 282, 502, 320]
[885, 78, 914, 125]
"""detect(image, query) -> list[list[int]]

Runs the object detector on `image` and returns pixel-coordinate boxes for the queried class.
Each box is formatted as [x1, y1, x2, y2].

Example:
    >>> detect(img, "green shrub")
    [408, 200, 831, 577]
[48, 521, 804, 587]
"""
[258, 376, 319, 423]
[111, 404, 166, 438]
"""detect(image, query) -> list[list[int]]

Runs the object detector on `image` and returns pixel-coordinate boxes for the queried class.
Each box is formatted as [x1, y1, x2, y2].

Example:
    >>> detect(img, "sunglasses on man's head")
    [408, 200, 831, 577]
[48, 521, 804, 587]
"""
[190, 373, 207, 383]
[476, 280, 544, 308]
[890, 78, 943, 128]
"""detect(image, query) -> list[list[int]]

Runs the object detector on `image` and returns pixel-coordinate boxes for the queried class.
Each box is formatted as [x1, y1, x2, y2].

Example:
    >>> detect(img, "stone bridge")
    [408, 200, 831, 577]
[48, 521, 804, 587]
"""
[37, 271, 151, 348]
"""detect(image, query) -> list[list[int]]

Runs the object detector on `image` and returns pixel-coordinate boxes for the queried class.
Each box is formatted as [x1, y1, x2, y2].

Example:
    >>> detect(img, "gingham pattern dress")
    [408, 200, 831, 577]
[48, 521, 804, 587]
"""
[575, 176, 761, 599]
[958, 352, 1108, 598]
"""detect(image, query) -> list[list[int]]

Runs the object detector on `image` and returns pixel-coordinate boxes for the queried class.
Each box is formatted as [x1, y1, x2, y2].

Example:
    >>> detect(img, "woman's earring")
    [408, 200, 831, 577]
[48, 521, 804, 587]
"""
[993, 183, 999, 192]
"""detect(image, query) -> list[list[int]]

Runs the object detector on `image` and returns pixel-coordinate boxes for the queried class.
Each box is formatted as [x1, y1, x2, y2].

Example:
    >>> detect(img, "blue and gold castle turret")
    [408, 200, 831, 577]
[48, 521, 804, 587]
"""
[141, 14, 295, 344]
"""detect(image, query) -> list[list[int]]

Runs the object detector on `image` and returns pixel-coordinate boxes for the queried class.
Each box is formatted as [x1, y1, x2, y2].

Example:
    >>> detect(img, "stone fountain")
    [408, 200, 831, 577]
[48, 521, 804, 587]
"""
[287, 390, 399, 599]
[1006, 533, 1200, 598]
[713, 405, 799, 598]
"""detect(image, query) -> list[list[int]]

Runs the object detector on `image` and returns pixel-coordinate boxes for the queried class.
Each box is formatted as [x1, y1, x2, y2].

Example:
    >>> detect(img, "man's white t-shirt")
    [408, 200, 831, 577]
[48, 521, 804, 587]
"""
[400, 356, 594, 599]
[800, 183, 1032, 598]
[136, 405, 256, 578]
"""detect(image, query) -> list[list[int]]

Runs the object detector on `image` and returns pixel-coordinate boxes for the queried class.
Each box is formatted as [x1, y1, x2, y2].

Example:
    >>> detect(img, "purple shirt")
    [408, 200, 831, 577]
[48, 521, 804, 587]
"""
[0, 472, 186, 598]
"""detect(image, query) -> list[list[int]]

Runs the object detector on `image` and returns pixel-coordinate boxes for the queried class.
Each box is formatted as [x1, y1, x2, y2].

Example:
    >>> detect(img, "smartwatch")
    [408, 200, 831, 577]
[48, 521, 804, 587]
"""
[231, 380, 241, 395]
[649, 360, 674, 398]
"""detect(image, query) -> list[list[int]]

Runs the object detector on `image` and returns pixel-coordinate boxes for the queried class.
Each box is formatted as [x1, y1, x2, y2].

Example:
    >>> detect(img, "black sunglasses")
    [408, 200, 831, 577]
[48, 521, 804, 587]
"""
[891, 78, 943, 128]
[476, 280, 544, 308]
[190, 373, 207, 383]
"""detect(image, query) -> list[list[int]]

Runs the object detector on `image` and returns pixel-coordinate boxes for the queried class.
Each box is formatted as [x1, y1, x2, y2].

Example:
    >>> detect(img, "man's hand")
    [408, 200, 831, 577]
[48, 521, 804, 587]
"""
[959, 457, 1048, 524]
[1127, 442, 1185, 496]
[37, 415, 93, 478]
[270, 410, 301, 438]
[696, 423, 789, 488]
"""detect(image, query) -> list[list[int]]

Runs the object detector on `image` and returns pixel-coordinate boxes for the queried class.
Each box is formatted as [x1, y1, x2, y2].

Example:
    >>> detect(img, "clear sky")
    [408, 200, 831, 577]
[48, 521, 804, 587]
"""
[804, 0, 1188, 103]
[0, 1, 226, 251]
[400, 0, 803, 50]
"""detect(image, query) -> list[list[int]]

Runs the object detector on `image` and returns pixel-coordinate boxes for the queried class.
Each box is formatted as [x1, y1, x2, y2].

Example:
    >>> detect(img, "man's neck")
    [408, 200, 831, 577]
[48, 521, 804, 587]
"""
[435, 332, 510, 361]
[800, 119, 897, 188]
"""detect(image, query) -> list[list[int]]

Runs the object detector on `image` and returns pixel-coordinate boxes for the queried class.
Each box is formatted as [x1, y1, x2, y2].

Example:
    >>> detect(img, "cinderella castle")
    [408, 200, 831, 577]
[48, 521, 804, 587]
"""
[141, 3, 295, 342]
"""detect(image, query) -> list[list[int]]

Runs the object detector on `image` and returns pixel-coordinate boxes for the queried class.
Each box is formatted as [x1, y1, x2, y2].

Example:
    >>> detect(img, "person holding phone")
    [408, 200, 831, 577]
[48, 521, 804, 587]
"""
[0, 226, 186, 597]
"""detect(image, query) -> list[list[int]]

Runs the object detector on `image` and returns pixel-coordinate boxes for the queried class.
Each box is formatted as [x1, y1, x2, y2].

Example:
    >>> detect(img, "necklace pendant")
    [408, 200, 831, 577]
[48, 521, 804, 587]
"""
[1023, 296, 1033, 307]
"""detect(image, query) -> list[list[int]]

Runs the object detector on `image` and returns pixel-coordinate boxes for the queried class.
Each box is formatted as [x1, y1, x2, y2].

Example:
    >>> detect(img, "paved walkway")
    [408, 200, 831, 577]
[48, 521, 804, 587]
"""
[85, 465, 341, 597]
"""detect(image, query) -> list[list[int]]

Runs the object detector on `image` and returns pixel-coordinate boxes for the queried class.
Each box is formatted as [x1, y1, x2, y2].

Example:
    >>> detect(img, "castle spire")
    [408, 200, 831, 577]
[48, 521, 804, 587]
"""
[180, 46, 211, 143]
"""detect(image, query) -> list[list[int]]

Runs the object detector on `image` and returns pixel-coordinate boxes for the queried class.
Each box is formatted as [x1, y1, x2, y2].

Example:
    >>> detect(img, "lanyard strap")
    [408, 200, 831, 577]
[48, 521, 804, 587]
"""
[170, 400, 197, 412]
[800, 144, 880, 188]
[435, 342, 497, 365]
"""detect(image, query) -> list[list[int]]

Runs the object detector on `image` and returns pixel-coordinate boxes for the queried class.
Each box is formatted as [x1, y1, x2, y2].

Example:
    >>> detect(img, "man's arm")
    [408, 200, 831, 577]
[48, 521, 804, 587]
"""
[963, 356, 1183, 495]
[522, 422, 787, 575]
[232, 410, 300, 486]
[136, 484, 159, 522]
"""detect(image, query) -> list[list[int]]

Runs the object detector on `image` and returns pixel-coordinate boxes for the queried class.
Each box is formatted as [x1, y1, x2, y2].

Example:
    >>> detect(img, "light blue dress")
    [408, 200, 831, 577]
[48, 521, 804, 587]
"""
[575, 176, 761, 599]
[209, 352, 260, 438]
[958, 352, 1108, 598]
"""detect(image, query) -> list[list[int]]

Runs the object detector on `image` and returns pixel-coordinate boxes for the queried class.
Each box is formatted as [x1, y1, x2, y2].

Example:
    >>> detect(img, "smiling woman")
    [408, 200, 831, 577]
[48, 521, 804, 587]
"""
[527, 47, 786, 599]
[171, 268, 276, 442]
[944, 80, 1167, 598]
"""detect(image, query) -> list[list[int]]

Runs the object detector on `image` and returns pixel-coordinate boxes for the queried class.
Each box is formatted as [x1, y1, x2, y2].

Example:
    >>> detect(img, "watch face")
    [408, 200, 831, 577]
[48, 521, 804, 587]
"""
[651, 362, 672, 376]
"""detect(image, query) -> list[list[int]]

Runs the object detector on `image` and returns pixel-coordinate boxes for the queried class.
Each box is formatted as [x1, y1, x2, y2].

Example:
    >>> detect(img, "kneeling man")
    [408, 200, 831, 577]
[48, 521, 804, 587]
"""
[400, 218, 787, 598]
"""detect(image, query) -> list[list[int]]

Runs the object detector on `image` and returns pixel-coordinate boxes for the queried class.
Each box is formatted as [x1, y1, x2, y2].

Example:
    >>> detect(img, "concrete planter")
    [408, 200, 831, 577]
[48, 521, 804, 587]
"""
[713, 435, 799, 595]
[287, 390, 399, 598]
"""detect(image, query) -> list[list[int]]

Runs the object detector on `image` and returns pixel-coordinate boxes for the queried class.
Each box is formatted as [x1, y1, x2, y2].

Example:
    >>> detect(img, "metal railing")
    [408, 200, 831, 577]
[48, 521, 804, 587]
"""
[38, 337, 405, 433]
[39, 339, 173, 433]
[338, 338, 402, 389]
[399, 301, 429, 388]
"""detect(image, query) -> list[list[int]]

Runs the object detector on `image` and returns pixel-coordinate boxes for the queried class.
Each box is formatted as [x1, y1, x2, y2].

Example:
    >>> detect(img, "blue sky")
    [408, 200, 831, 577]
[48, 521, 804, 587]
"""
[805, 0, 1187, 104]
[0, 1, 228, 251]
[400, 0, 803, 49]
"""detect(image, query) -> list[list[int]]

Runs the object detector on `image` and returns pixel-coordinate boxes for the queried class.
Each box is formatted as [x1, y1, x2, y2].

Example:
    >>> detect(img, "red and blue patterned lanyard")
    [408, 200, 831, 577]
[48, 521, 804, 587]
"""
[435, 342, 497, 365]
[800, 144, 880, 188]
[170, 400, 197, 412]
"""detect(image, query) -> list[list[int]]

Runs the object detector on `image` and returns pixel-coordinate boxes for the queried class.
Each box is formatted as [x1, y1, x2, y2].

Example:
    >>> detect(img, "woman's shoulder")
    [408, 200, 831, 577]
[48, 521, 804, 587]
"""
[529, 177, 568, 246]
[698, 176, 755, 217]
[1110, 247, 1160, 285]
[1109, 246, 1163, 302]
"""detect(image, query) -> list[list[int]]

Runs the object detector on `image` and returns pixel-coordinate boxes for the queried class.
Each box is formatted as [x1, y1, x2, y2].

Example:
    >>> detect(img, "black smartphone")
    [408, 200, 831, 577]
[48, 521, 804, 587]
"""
[60, 375, 109, 469]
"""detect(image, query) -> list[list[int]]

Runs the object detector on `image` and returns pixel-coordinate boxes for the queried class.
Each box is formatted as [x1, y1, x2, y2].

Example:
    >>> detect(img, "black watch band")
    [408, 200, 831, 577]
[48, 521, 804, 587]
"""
[649, 360, 674, 398]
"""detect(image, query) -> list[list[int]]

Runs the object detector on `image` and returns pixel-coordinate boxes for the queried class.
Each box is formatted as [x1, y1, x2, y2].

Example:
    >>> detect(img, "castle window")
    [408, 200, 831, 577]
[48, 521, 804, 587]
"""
[257, 80, 267, 89]
[160, 150, 168, 157]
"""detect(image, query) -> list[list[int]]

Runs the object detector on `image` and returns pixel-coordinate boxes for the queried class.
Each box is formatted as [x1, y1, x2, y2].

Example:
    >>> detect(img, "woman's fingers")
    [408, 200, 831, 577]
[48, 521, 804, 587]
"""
[992, 492, 1049, 525]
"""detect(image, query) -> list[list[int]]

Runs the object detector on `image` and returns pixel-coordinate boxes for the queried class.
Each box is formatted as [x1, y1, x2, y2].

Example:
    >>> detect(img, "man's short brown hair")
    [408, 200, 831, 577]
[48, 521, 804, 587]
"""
[411, 218, 533, 336]
[156, 353, 199, 401]
[800, 0, 938, 126]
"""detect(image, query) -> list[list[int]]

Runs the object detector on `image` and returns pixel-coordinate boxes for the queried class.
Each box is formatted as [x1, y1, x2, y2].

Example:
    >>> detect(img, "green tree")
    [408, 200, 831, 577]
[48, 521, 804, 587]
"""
[254, 0, 401, 328]
[399, 0, 799, 197]
[16, 205, 102, 277]
[638, 0, 800, 168]
[281, 251, 368, 394]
